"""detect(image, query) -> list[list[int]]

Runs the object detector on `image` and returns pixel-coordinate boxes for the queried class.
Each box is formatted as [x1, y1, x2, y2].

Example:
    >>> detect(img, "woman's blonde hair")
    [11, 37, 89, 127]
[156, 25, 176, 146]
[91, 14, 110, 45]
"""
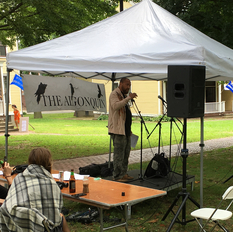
[28, 147, 52, 173]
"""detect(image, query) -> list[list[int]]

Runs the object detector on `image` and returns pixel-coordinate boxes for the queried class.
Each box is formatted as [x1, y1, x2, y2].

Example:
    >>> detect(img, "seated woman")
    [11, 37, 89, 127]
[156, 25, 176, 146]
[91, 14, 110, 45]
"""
[0, 148, 70, 232]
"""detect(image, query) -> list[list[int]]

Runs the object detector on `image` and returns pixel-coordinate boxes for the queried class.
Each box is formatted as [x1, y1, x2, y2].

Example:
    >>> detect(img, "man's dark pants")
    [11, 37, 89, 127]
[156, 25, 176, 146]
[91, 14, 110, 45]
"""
[112, 134, 131, 180]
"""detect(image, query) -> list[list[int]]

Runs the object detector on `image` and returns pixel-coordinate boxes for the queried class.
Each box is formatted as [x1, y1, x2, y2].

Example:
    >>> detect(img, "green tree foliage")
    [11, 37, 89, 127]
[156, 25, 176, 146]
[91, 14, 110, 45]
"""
[0, 0, 118, 48]
[154, 0, 233, 49]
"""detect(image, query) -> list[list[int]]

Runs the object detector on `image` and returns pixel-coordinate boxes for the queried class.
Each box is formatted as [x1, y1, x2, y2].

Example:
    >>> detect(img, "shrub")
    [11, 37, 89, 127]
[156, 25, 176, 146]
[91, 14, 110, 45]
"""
[142, 115, 173, 122]
[154, 115, 171, 122]
[97, 114, 108, 120]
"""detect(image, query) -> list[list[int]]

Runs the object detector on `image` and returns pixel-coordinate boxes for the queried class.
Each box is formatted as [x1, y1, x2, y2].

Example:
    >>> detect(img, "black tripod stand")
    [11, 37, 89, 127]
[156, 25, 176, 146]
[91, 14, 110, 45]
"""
[147, 111, 166, 155]
[223, 175, 233, 184]
[147, 95, 168, 154]
[162, 118, 200, 231]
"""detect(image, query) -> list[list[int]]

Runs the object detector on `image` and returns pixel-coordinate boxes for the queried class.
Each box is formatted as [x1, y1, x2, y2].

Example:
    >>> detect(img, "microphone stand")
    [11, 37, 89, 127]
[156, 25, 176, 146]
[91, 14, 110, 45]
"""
[131, 99, 149, 180]
[147, 114, 165, 154]
[147, 96, 167, 154]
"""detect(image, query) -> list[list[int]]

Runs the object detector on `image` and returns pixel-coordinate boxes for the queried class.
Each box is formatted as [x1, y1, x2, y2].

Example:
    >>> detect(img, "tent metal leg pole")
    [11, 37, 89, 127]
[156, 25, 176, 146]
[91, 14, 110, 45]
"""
[199, 117, 205, 228]
[120, 0, 123, 12]
[108, 73, 116, 168]
[4, 69, 12, 163]
[200, 117, 204, 208]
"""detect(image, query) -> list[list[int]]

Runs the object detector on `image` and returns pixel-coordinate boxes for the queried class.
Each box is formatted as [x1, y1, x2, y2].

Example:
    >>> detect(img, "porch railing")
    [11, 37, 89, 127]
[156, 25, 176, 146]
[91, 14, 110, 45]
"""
[0, 100, 3, 115]
[205, 101, 225, 114]
[0, 100, 229, 115]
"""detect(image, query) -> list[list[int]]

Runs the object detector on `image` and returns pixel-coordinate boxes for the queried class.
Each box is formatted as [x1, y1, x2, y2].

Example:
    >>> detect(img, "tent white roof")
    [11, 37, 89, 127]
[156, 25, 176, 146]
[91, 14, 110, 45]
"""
[6, 0, 233, 81]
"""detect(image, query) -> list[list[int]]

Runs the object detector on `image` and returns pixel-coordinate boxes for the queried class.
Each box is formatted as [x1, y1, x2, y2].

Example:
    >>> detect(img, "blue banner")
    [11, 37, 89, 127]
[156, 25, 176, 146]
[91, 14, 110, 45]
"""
[226, 81, 233, 93]
[10, 74, 24, 90]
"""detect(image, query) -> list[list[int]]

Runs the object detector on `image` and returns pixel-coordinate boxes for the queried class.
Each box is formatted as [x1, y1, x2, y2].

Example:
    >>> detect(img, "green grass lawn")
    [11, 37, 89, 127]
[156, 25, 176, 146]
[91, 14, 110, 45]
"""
[0, 113, 233, 166]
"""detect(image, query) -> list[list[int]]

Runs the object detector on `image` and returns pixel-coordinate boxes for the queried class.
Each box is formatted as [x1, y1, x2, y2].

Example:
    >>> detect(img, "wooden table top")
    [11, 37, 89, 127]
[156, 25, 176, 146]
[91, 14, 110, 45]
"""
[61, 177, 166, 209]
[0, 169, 166, 209]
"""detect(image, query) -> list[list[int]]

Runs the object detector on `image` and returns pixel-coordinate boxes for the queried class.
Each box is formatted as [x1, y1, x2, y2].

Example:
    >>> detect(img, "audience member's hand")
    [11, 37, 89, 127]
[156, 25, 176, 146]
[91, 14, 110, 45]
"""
[3, 162, 12, 177]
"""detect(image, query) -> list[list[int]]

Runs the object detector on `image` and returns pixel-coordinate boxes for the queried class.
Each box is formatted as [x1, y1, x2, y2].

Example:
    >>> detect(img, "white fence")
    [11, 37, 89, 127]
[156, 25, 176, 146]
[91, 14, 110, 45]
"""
[205, 101, 225, 114]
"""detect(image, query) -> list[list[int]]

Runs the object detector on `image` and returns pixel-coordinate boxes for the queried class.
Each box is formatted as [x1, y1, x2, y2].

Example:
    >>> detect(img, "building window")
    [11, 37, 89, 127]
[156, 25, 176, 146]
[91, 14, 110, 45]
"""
[0, 46, 6, 57]
[205, 81, 216, 102]
[113, 82, 118, 90]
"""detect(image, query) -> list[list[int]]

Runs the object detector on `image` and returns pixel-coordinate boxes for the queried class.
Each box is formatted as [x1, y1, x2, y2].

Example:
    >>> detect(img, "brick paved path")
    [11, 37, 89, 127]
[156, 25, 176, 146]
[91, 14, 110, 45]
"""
[53, 136, 233, 171]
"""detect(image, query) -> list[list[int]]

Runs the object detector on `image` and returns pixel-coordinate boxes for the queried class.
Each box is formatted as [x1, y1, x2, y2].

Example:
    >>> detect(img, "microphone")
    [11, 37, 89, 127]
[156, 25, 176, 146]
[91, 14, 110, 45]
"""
[129, 93, 136, 103]
[158, 95, 167, 104]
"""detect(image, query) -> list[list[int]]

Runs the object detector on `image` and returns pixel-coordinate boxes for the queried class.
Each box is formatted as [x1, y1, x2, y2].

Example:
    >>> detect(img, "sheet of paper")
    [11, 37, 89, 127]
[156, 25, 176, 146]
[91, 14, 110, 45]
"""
[52, 171, 90, 180]
[52, 173, 60, 179]
[0, 171, 3, 175]
[74, 174, 90, 180]
[22, 120, 27, 132]
[53, 171, 89, 181]
[131, 133, 139, 148]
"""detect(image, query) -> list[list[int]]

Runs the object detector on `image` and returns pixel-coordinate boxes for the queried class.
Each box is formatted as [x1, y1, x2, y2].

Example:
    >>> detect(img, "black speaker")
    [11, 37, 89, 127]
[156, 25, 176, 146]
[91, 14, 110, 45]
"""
[167, 65, 205, 118]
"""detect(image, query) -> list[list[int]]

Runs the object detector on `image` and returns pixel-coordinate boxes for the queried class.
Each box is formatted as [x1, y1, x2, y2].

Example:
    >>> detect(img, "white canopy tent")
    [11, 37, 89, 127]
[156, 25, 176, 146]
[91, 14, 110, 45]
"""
[6, 0, 233, 81]
[4, 0, 233, 221]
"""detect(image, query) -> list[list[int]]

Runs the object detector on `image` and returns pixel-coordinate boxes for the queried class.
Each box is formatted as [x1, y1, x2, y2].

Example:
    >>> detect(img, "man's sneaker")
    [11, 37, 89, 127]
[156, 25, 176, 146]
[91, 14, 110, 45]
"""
[123, 174, 134, 180]
[115, 177, 128, 182]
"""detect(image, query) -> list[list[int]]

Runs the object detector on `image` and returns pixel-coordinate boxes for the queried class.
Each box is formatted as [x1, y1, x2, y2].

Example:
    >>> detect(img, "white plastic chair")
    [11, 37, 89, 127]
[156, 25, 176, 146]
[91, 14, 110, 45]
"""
[191, 186, 233, 232]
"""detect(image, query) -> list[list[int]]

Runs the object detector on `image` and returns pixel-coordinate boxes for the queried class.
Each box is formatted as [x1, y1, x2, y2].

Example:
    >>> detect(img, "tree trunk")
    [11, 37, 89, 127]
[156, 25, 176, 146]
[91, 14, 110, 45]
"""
[34, 112, 43, 118]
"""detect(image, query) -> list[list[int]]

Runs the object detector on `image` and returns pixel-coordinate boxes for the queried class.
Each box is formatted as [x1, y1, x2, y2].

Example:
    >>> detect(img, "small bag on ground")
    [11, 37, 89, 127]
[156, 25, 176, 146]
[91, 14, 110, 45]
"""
[79, 163, 101, 177]
[79, 162, 113, 177]
[144, 153, 170, 178]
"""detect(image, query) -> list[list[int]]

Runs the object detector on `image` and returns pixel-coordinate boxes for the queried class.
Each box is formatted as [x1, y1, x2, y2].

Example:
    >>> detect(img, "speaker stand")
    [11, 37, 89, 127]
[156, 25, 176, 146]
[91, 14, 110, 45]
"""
[223, 175, 233, 183]
[162, 118, 200, 231]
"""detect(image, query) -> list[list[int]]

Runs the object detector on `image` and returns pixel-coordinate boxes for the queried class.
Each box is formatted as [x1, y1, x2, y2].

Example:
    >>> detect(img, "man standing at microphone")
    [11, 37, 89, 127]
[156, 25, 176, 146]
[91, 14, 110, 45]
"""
[108, 77, 137, 182]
